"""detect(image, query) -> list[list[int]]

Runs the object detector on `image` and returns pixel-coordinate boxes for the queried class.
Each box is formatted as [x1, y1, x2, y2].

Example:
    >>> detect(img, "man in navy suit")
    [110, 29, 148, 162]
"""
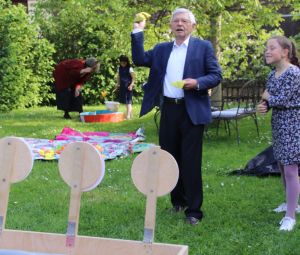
[131, 8, 222, 225]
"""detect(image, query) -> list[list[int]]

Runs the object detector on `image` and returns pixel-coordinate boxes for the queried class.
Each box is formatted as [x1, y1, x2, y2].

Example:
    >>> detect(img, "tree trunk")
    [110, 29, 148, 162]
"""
[209, 14, 222, 105]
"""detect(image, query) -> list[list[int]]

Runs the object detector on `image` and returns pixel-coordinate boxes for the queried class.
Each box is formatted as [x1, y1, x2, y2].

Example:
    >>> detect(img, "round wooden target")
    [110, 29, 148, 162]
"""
[59, 142, 105, 192]
[131, 147, 179, 197]
[0, 137, 33, 183]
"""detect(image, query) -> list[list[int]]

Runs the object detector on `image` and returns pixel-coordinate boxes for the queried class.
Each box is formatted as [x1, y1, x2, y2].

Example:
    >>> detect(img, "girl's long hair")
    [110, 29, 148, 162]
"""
[270, 35, 300, 68]
[119, 55, 131, 67]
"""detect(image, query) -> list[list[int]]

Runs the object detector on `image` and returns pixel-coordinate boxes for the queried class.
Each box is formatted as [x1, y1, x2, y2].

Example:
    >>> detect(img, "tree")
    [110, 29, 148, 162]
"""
[128, 0, 295, 102]
[34, 0, 299, 105]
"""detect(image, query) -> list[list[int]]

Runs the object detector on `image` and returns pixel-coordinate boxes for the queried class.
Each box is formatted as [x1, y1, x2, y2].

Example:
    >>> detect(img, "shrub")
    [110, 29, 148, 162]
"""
[0, 2, 55, 112]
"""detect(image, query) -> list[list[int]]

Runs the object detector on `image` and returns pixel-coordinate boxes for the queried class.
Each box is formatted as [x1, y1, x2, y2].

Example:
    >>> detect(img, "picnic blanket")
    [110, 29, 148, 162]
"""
[24, 127, 154, 160]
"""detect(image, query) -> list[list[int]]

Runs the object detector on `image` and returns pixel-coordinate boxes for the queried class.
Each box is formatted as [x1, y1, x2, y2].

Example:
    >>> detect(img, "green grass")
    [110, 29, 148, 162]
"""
[0, 105, 299, 255]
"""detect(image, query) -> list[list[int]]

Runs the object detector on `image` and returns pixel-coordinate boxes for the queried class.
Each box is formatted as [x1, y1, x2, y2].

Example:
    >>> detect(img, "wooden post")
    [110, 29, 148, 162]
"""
[0, 140, 15, 234]
[143, 147, 160, 244]
[131, 146, 179, 249]
[65, 144, 84, 250]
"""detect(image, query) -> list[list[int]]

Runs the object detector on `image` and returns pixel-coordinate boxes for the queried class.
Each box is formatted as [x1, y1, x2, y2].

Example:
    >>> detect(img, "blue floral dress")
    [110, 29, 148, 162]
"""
[267, 65, 300, 165]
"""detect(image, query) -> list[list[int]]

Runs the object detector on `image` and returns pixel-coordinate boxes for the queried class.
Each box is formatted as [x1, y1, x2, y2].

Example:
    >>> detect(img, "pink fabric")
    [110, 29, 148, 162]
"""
[284, 164, 300, 219]
[84, 131, 110, 136]
[55, 127, 136, 141]
[55, 127, 110, 140]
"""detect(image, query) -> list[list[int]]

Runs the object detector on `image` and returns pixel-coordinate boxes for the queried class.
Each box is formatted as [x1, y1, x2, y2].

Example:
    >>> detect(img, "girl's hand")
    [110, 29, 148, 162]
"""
[257, 101, 268, 114]
[128, 84, 133, 91]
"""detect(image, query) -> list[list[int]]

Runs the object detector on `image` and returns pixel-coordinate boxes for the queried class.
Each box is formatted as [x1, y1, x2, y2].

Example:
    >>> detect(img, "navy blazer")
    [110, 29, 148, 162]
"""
[131, 32, 222, 125]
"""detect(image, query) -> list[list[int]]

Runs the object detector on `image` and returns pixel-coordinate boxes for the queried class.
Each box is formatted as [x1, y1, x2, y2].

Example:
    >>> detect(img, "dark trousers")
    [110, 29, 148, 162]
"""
[159, 101, 204, 219]
[56, 87, 83, 113]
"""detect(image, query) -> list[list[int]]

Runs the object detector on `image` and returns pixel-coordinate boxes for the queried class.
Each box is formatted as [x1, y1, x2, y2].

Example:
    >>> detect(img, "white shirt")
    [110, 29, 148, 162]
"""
[163, 37, 190, 98]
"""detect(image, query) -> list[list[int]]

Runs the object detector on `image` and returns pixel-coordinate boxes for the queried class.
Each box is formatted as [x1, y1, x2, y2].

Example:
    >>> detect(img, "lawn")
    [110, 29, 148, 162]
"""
[0, 105, 298, 255]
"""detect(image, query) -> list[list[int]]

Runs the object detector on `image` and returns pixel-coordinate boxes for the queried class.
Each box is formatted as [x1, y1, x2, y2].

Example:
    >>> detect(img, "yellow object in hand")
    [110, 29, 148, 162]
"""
[134, 12, 151, 23]
[171, 80, 184, 89]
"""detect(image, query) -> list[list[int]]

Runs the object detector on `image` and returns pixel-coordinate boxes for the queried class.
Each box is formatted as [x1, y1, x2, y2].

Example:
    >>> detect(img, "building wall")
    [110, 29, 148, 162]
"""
[28, 0, 37, 15]
[12, 0, 27, 4]
[281, 16, 300, 37]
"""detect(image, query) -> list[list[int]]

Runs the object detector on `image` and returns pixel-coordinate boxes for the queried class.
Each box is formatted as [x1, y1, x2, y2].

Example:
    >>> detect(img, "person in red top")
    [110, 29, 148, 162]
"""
[53, 57, 100, 119]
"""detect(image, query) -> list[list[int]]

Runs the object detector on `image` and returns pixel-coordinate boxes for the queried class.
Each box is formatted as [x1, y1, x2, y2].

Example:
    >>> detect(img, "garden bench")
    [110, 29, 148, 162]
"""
[211, 79, 265, 144]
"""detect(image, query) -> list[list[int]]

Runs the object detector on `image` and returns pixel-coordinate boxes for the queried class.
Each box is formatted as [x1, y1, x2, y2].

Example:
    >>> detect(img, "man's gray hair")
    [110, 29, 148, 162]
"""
[85, 57, 99, 67]
[171, 8, 196, 24]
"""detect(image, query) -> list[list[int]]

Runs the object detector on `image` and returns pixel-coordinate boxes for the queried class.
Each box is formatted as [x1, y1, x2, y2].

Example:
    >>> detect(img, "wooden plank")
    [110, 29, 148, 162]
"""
[0, 230, 188, 255]
[143, 147, 160, 243]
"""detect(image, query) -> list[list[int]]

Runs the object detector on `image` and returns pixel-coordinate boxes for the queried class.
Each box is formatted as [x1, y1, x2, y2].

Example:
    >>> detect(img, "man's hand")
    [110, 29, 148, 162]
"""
[133, 20, 146, 30]
[133, 12, 150, 30]
[183, 78, 198, 90]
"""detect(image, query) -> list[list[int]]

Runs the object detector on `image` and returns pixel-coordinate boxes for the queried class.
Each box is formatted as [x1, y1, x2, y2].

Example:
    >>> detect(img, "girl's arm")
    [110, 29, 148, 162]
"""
[129, 69, 135, 90]
[267, 71, 300, 108]
[116, 73, 120, 88]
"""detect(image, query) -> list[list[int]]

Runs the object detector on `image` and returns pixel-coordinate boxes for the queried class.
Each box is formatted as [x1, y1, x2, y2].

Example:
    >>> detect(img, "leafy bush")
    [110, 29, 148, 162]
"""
[35, 0, 128, 105]
[0, 1, 55, 112]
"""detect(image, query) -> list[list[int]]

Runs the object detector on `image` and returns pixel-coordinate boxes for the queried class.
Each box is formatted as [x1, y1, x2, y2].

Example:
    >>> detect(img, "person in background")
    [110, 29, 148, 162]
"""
[131, 8, 222, 225]
[257, 36, 300, 231]
[115, 55, 135, 119]
[53, 57, 100, 119]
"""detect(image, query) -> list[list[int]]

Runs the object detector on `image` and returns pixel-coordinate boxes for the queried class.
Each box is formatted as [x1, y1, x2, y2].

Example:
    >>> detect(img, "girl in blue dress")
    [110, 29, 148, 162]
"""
[257, 36, 300, 231]
[116, 55, 135, 119]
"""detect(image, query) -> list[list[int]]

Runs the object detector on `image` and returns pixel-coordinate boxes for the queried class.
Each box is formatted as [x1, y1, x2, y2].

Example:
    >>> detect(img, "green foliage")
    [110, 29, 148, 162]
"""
[4, 0, 296, 108]
[123, 0, 296, 81]
[130, 0, 291, 80]
[0, 2, 55, 112]
[34, 0, 139, 105]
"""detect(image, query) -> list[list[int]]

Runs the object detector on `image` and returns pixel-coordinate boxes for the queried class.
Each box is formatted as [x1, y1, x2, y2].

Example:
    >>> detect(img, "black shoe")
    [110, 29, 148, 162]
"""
[185, 216, 200, 226]
[64, 113, 71, 119]
[169, 205, 185, 213]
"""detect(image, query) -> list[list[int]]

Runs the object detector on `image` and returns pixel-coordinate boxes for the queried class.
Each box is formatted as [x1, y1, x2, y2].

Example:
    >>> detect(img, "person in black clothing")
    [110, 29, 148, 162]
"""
[53, 57, 99, 119]
[115, 55, 135, 119]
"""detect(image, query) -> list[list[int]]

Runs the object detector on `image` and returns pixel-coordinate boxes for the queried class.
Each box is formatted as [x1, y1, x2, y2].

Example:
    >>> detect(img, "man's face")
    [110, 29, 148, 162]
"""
[170, 12, 195, 41]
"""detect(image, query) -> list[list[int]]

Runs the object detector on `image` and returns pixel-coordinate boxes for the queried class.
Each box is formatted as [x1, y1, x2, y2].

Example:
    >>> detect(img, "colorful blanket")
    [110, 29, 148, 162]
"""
[24, 127, 154, 160]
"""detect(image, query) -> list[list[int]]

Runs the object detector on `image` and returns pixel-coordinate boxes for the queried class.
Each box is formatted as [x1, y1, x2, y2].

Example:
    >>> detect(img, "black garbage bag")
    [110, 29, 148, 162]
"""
[230, 146, 280, 177]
